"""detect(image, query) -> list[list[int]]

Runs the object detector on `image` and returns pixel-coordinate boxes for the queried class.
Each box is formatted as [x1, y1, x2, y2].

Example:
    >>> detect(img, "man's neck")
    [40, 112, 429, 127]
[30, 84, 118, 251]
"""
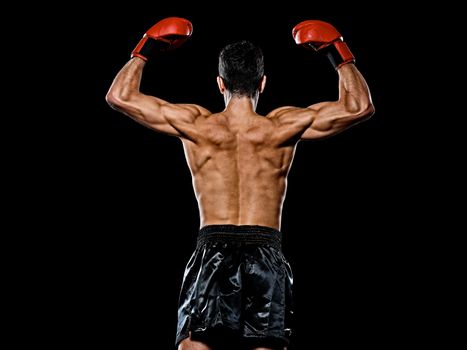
[224, 94, 258, 114]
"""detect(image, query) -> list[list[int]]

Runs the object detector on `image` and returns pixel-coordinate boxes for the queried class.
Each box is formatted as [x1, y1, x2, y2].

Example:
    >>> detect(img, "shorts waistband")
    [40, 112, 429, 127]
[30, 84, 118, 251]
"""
[197, 225, 282, 250]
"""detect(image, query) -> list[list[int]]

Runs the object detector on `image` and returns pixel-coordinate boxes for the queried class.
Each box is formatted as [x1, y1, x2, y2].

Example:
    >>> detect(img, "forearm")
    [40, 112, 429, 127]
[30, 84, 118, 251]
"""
[337, 63, 373, 114]
[106, 58, 146, 104]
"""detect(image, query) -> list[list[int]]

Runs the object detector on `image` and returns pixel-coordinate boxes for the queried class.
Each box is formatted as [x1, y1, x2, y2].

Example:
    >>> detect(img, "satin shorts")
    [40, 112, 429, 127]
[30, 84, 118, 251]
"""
[176, 225, 294, 349]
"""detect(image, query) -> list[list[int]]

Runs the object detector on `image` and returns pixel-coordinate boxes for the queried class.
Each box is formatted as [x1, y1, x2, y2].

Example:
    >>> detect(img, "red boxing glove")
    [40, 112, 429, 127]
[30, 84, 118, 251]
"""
[132, 17, 193, 61]
[292, 20, 355, 69]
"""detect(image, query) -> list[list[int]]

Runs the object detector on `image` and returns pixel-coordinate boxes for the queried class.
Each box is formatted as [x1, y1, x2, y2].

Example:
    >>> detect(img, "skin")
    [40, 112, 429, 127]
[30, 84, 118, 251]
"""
[106, 54, 374, 350]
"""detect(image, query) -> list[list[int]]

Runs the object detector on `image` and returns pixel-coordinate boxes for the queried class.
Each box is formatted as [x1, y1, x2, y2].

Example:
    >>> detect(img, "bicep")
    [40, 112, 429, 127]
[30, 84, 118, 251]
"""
[300, 100, 363, 140]
[269, 100, 360, 143]
[112, 92, 208, 140]
[267, 107, 316, 144]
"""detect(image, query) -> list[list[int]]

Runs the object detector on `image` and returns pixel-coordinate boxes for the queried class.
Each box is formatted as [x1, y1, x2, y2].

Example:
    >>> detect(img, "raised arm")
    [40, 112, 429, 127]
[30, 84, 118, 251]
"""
[301, 61, 373, 140]
[269, 20, 374, 142]
[105, 17, 210, 141]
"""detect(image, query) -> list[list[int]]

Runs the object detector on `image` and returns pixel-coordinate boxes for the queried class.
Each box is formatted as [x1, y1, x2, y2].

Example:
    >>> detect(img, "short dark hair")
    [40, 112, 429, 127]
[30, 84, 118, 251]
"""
[218, 40, 264, 98]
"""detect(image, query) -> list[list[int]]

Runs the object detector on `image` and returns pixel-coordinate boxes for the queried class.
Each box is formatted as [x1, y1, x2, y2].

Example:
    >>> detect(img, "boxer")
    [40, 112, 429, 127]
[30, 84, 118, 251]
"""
[106, 17, 374, 350]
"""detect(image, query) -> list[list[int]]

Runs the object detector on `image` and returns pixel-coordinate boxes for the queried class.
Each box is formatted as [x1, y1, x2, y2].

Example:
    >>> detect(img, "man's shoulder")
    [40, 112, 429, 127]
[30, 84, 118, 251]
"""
[176, 104, 212, 120]
[266, 106, 303, 119]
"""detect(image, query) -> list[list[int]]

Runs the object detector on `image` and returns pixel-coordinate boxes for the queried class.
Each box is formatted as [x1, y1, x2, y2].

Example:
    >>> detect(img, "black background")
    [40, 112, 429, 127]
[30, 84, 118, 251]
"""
[38, 3, 425, 349]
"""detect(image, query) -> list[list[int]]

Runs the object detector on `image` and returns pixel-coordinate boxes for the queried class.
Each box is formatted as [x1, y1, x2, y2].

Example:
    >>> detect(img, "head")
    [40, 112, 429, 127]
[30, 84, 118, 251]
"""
[217, 40, 266, 105]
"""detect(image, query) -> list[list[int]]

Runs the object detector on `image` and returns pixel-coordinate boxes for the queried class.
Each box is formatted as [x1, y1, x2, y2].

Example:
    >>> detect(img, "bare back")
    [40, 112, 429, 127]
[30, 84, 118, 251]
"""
[182, 111, 295, 230]
[106, 60, 373, 232]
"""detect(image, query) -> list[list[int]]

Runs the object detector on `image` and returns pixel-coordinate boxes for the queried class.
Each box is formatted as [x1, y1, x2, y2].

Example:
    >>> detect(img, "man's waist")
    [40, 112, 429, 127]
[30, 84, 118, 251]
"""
[197, 224, 282, 249]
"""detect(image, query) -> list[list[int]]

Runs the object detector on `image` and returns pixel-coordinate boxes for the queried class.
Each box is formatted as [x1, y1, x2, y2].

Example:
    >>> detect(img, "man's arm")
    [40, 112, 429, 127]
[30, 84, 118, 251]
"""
[268, 20, 374, 142]
[106, 57, 209, 141]
[301, 63, 373, 139]
[105, 17, 210, 142]
[270, 63, 373, 141]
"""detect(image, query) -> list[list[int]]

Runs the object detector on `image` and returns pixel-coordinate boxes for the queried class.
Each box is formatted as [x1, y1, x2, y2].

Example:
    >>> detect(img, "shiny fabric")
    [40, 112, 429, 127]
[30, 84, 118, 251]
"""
[176, 225, 294, 350]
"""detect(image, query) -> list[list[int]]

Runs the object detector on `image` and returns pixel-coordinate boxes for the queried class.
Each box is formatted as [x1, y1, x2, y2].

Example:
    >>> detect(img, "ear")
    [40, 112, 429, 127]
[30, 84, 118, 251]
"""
[217, 76, 226, 94]
[259, 75, 267, 94]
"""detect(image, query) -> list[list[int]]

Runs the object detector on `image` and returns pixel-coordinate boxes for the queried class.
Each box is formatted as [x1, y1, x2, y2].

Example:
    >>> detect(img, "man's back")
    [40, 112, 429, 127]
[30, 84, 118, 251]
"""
[106, 57, 373, 233]
[183, 110, 296, 230]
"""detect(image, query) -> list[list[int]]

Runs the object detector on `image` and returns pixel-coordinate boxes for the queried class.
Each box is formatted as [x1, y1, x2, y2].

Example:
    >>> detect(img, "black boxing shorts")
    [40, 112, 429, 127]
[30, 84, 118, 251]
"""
[176, 225, 294, 350]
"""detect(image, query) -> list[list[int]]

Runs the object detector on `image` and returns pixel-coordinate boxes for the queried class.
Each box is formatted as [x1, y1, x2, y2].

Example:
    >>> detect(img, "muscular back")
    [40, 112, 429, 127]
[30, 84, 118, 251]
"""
[183, 111, 296, 230]
[106, 60, 373, 230]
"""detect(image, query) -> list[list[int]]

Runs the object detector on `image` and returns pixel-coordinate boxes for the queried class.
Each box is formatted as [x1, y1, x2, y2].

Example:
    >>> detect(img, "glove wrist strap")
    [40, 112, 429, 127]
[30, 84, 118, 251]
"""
[132, 37, 171, 60]
[318, 40, 355, 70]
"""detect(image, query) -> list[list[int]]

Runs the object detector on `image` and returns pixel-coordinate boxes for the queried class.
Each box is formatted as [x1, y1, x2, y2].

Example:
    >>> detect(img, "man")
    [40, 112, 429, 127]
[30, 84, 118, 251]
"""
[106, 17, 374, 350]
